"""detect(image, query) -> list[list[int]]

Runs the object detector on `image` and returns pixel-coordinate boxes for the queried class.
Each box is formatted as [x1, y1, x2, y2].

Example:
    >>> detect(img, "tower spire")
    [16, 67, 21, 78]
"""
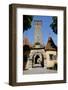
[34, 20, 43, 45]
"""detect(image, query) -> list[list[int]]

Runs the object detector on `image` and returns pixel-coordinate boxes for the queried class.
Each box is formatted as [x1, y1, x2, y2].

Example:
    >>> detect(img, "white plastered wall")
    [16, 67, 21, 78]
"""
[45, 51, 57, 67]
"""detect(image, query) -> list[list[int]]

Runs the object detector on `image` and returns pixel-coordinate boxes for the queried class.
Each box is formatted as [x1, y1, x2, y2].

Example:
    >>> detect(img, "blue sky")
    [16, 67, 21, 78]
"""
[23, 15, 57, 46]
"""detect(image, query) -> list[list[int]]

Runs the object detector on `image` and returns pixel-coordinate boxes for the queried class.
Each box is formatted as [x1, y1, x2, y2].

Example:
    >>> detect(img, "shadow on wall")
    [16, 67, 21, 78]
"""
[23, 45, 31, 70]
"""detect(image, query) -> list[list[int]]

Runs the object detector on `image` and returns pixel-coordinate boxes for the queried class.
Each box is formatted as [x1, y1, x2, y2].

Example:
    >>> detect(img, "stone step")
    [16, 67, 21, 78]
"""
[33, 64, 42, 67]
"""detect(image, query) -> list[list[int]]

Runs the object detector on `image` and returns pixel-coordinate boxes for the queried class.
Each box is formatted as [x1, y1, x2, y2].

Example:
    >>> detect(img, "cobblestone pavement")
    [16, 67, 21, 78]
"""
[23, 67, 57, 75]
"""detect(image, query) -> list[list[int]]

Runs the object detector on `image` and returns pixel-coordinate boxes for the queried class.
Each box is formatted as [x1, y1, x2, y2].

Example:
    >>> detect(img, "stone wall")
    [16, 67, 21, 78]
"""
[24, 49, 57, 70]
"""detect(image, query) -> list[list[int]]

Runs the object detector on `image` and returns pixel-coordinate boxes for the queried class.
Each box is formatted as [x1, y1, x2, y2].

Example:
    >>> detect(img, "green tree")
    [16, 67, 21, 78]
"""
[23, 15, 33, 32]
[50, 17, 57, 34]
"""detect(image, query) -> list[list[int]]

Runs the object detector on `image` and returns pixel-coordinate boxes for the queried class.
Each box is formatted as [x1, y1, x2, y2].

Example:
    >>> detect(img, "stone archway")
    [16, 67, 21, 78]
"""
[32, 52, 44, 68]
[35, 55, 40, 64]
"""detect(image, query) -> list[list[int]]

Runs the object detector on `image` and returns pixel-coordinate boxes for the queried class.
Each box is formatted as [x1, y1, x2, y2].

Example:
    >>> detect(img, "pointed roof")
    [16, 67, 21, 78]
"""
[45, 37, 57, 51]
[23, 37, 32, 48]
[23, 37, 29, 45]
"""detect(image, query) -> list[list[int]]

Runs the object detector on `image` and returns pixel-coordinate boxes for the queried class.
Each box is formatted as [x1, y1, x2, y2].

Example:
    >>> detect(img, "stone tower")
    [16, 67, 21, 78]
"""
[34, 20, 43, 45]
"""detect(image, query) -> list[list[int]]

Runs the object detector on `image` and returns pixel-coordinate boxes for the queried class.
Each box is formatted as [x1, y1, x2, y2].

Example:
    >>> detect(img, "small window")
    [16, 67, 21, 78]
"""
[49, 54, 57, 60]
[49, 54, 53, 60]
[53, 55, 57, 60]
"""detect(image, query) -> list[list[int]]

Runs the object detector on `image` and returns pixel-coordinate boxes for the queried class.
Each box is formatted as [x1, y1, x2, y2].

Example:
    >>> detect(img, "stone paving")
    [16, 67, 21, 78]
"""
[23, 67, 57, 75]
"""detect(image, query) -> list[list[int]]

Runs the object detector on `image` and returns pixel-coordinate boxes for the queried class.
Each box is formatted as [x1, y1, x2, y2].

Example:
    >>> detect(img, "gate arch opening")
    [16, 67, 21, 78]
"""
[32, 52, 44, 68]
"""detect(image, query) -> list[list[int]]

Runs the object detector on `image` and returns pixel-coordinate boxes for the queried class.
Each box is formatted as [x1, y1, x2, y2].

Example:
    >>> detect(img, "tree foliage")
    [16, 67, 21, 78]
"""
[50, 17, 57, 34]
[23, 15, 33, 32]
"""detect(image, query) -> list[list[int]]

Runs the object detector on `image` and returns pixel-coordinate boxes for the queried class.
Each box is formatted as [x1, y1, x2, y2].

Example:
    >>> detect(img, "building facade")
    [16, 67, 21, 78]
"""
[23, 37, 57, 70]
[23, 20, 57, 70]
